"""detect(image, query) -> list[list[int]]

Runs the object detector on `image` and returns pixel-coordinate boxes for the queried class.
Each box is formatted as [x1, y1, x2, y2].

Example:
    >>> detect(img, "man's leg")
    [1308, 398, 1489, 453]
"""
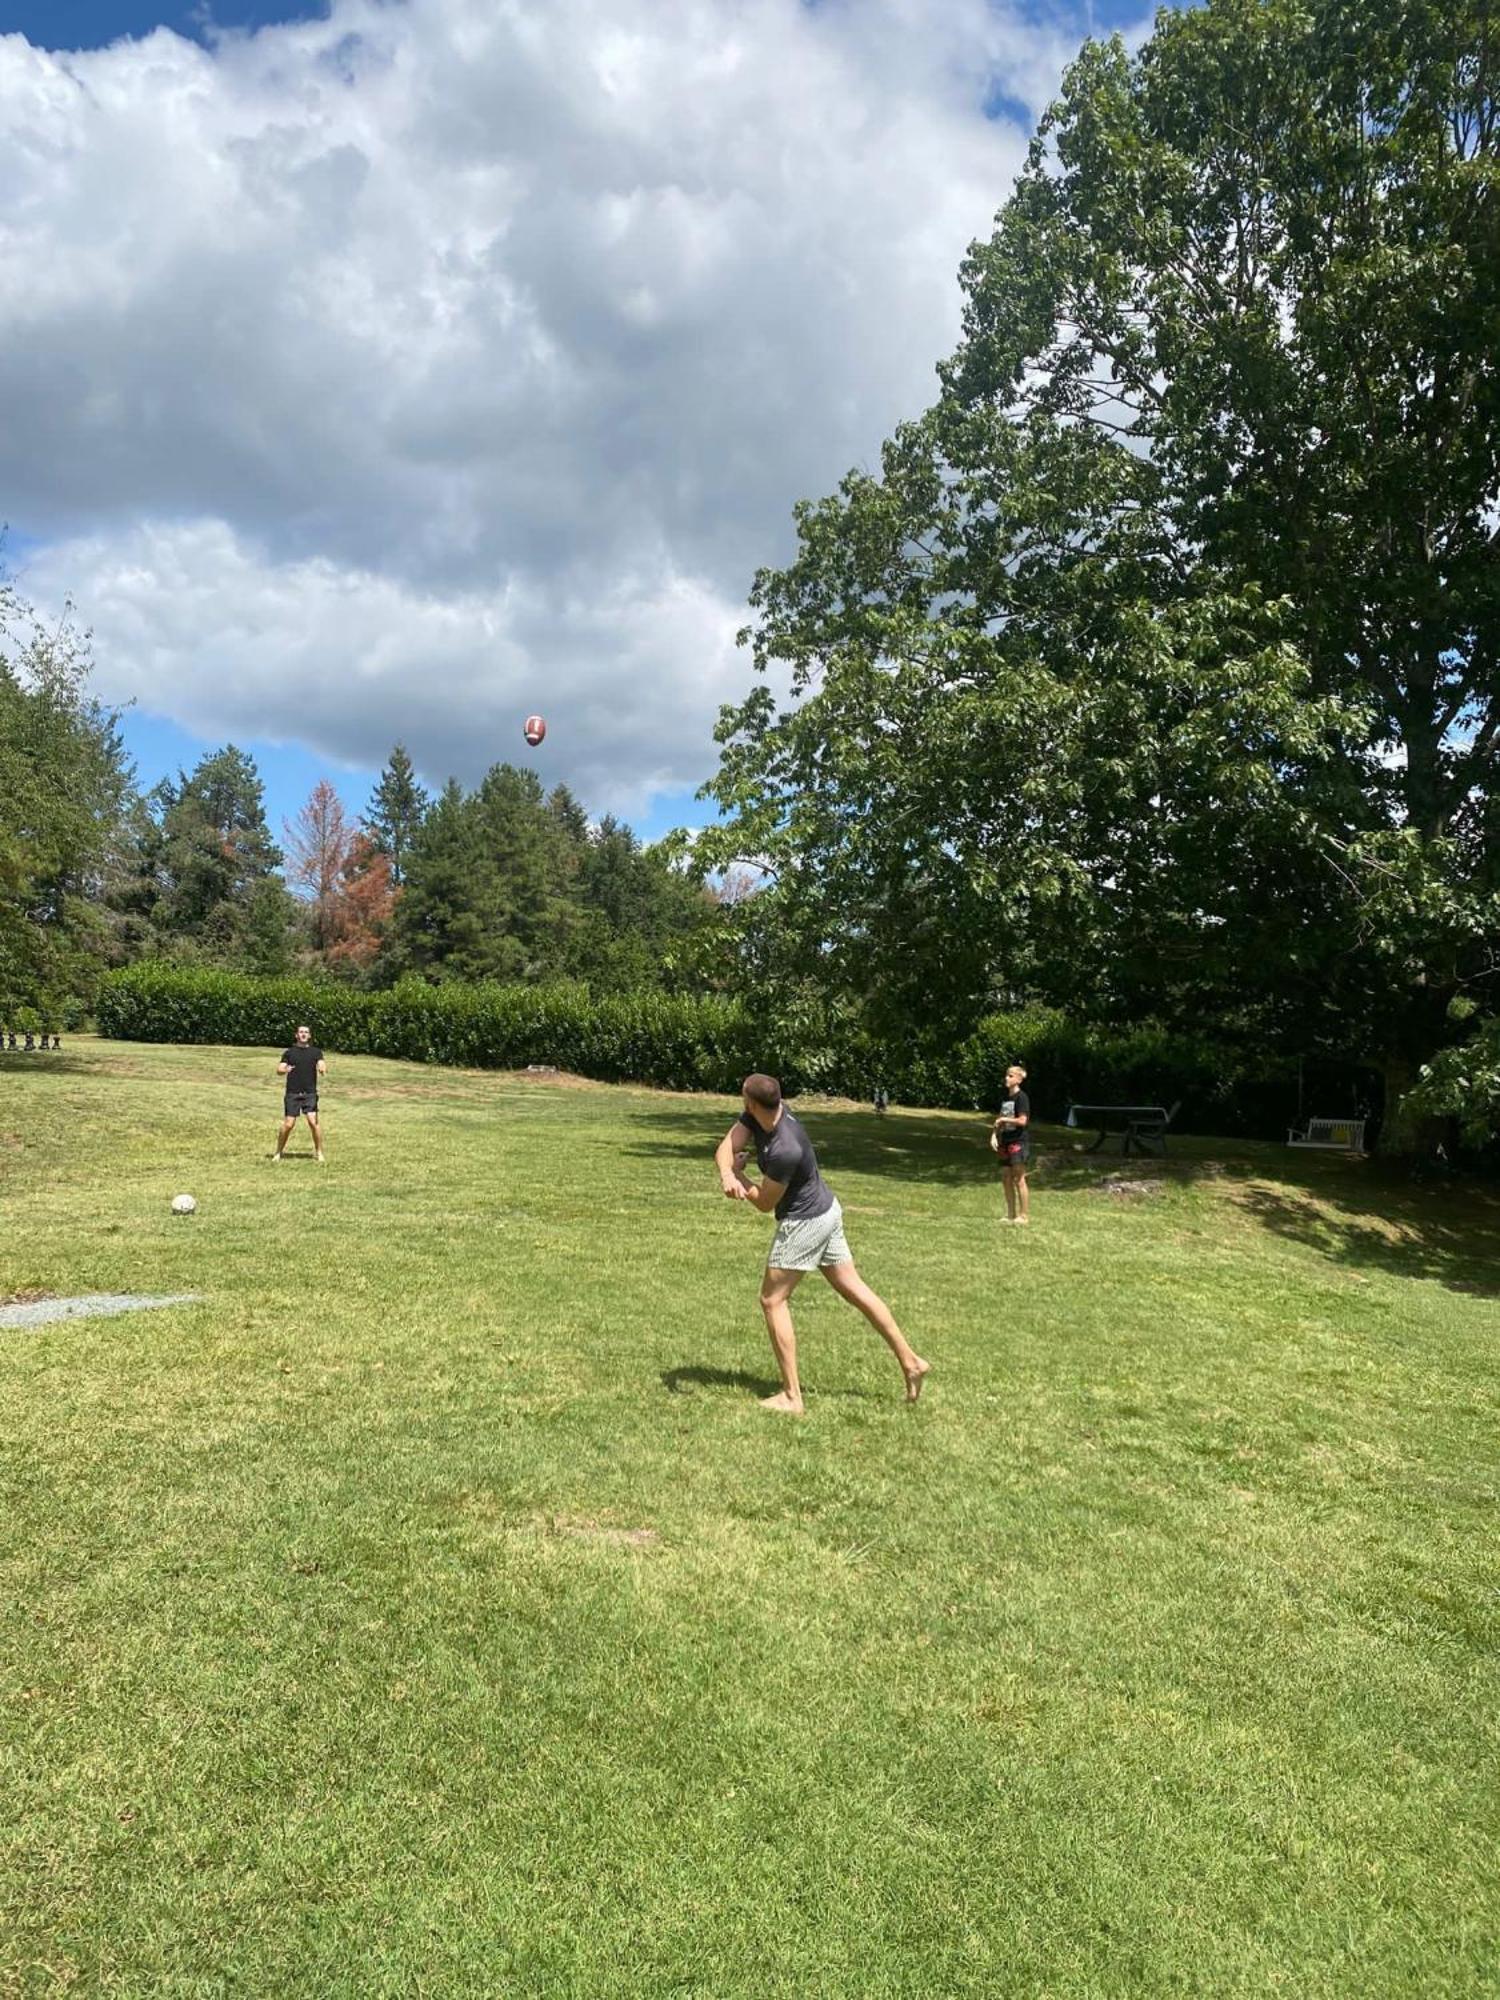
[273, 1113, 296, 1158]
[1002, 1165, 1019, 1220]
[759, 1267, 807, 1414]
[306, 1111, 326, 1163]
[821, 1261, 930, 1402]
[1013, 1168, 1030, 1223]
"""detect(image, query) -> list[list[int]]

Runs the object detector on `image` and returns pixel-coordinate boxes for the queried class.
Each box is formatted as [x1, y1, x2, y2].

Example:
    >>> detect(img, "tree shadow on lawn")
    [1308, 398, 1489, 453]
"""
[626, 1101, 999, 1189]
[627, 1098, 1283, 1194]
[632, 1098, 1500, 1297]
[0, 1052, 113, 1081]
[1227, 1169, 1500, 1299]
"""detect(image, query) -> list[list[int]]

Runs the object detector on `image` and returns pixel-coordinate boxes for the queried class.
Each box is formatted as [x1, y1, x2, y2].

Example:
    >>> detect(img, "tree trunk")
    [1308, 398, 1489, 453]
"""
[1376, 1054, 1452, 1160]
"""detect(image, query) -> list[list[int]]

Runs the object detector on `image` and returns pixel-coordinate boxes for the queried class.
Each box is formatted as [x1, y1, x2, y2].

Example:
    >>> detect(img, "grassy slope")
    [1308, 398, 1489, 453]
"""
[1, 1038, 1498, 1998]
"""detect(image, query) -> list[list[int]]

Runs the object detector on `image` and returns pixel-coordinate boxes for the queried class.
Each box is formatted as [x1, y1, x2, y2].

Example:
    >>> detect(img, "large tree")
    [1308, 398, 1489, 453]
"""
[284, 779, 354, 954]
[133, 746, 294, 968]
[702, 0, 1500, 1110]
[0, 585, 134, 1024]
[364, 745, 429, 888]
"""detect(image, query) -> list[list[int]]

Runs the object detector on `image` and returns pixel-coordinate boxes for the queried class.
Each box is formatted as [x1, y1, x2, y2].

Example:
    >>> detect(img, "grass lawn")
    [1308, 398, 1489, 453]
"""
[2, 1037, 1498, 1997]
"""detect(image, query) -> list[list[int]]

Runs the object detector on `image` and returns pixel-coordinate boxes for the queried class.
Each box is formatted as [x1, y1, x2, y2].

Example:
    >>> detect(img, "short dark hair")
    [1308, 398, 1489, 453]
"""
[743, 1073, 782, 1110]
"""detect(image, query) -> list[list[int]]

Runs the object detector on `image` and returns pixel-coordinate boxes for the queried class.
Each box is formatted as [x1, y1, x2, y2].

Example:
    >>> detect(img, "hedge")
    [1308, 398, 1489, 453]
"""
[96, 965, 1292, 1135]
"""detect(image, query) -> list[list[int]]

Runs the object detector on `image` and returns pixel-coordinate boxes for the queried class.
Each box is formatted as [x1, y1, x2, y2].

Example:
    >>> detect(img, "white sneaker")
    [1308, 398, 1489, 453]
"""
[270, 1151, 283, 1162]
[315, 1152, 327, 1165]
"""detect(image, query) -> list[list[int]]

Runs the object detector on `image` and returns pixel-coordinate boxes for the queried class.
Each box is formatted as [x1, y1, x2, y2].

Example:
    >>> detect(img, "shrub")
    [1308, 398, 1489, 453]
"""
[97, 966, 1289, 1134]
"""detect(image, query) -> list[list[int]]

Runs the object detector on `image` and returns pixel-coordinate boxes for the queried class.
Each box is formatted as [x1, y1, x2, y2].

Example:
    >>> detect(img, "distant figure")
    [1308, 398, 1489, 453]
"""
[873, 1084, 890, 1117]
[714, 1072, 929, 1414]
[273, 1025, 327, 1163]
[991, 1062, 1031, 1225]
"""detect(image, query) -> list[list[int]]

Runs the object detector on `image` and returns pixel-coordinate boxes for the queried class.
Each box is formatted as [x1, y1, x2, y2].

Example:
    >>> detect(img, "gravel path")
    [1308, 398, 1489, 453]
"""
[0, 1293, 202, 1330]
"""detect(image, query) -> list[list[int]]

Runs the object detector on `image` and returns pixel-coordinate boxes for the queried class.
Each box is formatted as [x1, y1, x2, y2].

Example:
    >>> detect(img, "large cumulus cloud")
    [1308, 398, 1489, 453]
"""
[2, 0, 1082, 810]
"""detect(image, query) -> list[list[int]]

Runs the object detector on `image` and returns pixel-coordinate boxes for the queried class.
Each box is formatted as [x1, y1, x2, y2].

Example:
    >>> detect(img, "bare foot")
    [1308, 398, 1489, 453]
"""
[759, 1390, 806, 1415]
[904, 1358, 932, 1404]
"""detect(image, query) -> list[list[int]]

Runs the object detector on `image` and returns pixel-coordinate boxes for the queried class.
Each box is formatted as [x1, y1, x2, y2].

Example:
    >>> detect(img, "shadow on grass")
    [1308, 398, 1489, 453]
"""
[0, 1053, 104, 1080]
[633, 1097, 1500, 1298]
[627, 1097, 1278, 1194]
[1228, 1171, 1500, 1299]
[660, 1364, 883, 1404]
[626, 1100, 995, 1189]
[661, 1364, 780, 1398]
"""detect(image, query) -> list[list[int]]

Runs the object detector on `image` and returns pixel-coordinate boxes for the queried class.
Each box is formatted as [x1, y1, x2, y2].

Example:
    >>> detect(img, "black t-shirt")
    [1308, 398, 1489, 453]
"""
[997, 1088, 1030, 1149]
[282, 1045, 323, 1093]
[743, 1108, 835, 1222]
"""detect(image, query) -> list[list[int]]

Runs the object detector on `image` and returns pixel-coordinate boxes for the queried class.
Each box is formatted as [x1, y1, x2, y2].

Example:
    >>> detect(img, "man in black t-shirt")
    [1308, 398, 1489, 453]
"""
[272, 1025, 327, 1163]
[714, 1072, 929, 1414]
[990, 1062, 1031, 1224]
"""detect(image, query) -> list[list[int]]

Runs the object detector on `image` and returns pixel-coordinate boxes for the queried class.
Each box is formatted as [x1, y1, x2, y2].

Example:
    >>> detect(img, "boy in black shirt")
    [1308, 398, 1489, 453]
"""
[714, 1072, 929, 1414]
[991, 1062, 1031, 1224]
[273, 1025, 327, 1163]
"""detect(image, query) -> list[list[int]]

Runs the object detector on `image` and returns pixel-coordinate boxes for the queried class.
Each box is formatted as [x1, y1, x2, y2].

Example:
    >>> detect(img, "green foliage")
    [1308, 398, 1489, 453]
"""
[362, 743, 428, 886]
[1407, 1014, 1500, 1148]
[385, 765, 711, 989]
[700, 0, 1500, 1094]
[0, 584, 134, 1025]
[124, 745, 296, 971]
[98, 963, 768, 1094]
[96, 966, 1287, 1132]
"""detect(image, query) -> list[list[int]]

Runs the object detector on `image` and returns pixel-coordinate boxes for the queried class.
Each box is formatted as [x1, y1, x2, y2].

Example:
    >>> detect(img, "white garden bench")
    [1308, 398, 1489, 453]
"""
[1288, 1116, 1367, 1153]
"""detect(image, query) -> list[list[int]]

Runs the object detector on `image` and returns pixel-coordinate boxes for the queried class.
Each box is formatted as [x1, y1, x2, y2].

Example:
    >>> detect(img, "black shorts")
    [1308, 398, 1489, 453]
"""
[1000, 1137, 1030, 1170]
[284, 1090, 319, 1118]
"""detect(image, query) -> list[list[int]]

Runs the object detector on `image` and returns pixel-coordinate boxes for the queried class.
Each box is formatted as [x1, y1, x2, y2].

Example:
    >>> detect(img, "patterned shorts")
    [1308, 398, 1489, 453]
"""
[768, 1200, 852, 1272]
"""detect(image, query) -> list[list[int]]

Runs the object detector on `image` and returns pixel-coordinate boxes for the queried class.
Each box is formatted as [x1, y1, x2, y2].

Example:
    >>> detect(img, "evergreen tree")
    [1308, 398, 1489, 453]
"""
[364, 745, 429, 887]
[386, 779, 490, 979]
[141, 746, 290, 966]
[472, 763, 559, 979]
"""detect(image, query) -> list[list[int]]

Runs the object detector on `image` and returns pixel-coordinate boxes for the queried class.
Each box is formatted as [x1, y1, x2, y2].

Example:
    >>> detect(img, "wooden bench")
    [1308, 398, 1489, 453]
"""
[1288, 1116, 1366, 1153]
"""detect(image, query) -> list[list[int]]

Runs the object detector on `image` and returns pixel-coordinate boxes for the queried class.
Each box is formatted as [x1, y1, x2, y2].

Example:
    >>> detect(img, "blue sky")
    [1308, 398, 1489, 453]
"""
[2, 0, 1143, 845]
[0, 1, 328, 48]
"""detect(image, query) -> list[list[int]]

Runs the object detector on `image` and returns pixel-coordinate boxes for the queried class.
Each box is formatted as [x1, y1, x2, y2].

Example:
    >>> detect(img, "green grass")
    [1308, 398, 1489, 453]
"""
[2, 1037, 1498, 1998]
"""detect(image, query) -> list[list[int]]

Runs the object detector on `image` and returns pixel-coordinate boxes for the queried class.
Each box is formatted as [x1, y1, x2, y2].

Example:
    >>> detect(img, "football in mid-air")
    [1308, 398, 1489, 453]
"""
[523, 714, 546, 747]
[171, 1194, 197, 1215]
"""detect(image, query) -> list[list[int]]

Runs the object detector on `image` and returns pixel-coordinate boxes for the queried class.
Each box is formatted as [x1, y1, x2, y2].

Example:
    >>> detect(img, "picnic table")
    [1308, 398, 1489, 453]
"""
[1066, 1101, 1179, 1157]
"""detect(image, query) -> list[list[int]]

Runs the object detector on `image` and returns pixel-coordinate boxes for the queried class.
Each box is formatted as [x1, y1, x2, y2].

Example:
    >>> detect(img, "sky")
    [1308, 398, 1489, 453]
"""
[0, 0, 1147, 843]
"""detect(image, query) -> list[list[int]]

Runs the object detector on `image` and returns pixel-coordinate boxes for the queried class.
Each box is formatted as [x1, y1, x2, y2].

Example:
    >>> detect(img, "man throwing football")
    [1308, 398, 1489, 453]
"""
[715, 1073, 928, 1414]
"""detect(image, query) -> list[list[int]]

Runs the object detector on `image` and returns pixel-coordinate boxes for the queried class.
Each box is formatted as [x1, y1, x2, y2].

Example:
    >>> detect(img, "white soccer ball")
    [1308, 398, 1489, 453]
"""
[170, 1194, 197, 1216]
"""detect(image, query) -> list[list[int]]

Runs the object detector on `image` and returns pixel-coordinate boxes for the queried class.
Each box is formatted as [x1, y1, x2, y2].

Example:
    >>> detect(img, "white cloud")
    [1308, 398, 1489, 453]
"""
[1, 0, 1095, 813]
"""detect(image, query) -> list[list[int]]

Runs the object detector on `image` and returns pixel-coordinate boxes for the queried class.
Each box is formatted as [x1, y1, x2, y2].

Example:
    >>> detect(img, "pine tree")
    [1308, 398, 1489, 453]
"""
[385, 779, 489, 979]
[142, 746, 286, 963]
[364, 745, 429, 887]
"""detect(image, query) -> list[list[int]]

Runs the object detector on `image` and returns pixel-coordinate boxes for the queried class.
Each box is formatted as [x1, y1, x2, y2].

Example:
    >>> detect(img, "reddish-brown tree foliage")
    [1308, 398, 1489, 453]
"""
[328, 835, 396, 968]
[285, 783, 397, 964]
